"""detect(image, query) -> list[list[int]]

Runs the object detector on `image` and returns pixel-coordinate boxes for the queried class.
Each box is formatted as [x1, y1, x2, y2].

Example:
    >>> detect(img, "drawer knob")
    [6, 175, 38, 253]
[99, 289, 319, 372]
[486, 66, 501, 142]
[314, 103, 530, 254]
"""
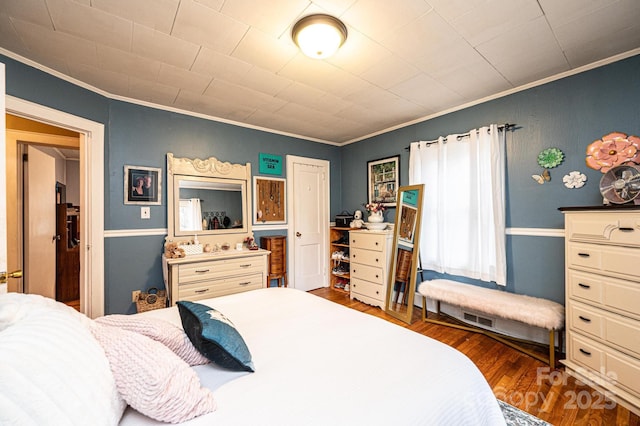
[375, 242, 379, 246]
[578, 283, 591, 289]
[578, 315, 591, 323]
[195, 269, 210, 273]
[618, 227, 635, 232]
[352, 254, 356, 259]
[577, 253, 590, 258]
[375, 275, 379, 278]
[353, 269, 357, 273]
[240, 264, 251, 268]
[376, 291, 379, 295]
[195, 289, 210, 294]
[579, 348, 592, 356]
[239, 281, 251, 286]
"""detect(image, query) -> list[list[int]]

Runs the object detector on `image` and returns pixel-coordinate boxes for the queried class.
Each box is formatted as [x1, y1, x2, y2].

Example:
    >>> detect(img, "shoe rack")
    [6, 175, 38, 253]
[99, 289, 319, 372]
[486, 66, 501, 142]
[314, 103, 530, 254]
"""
[329, 226, 353, 292]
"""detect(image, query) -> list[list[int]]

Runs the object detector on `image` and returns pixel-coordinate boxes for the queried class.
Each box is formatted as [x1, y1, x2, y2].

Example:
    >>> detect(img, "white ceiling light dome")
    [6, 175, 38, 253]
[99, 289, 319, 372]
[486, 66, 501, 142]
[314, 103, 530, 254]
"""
[292, 14, 348, 59]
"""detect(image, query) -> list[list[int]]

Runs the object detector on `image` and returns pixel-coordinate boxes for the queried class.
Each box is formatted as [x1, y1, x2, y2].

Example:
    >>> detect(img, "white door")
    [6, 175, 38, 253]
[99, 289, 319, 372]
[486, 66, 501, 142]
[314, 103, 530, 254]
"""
[0, 63, 6, 294]
[287, 156, 329, 291]
[24, 146, 56, 298]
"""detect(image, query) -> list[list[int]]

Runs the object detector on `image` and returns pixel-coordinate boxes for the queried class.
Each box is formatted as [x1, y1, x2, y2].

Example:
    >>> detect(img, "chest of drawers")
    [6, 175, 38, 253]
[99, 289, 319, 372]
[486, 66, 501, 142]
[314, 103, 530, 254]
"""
[164, 250, 269, 304]
[349, 229, 393, 309]
[561, 208, 640, 415]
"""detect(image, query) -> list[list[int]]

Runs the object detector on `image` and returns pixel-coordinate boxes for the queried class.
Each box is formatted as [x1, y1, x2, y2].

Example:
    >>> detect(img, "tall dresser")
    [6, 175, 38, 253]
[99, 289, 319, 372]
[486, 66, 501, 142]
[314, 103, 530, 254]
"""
[349, 229, 393, 309]
[561, 207, 640, 415]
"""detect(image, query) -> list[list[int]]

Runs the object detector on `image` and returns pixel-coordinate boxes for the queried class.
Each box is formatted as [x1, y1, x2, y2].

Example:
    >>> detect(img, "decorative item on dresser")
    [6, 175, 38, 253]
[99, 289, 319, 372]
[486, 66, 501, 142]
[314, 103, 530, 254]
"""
[260, 236, 287, 288]
[329, 226, 354, 291]
[560, 206, 640, 416]
[349, 229, 393, 309]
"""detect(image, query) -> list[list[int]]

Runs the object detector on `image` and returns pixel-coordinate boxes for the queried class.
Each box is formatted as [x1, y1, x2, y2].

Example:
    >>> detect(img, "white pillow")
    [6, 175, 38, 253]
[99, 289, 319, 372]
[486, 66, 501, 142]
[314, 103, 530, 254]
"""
[95, 314, 209, 366]
[91, 322, 217, 423]
[0, 293, 125, 426]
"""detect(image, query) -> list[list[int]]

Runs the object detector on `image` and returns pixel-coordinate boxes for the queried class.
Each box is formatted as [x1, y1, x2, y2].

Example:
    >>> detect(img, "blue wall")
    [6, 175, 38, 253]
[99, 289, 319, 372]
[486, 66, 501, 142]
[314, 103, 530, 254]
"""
[341, 54, 640, 304]
[3, 53, 639, 313]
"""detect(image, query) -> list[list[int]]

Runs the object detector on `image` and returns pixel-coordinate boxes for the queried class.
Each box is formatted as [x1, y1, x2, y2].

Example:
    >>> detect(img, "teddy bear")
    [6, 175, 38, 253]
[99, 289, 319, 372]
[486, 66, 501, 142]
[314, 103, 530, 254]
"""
[164, 241, 186, 259]
[350, 209, 365, 228]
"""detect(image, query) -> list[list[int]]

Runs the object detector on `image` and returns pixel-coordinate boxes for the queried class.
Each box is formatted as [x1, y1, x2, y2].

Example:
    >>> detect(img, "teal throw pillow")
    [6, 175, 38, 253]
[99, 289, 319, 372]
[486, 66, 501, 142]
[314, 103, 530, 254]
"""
[177, 301, 254, 372]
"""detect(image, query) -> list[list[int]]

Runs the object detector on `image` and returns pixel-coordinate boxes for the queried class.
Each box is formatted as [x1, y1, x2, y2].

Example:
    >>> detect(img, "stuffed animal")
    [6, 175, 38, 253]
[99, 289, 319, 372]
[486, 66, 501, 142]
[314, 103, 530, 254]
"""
[164, 241, 186, 259]
[350, 209, 365, 228]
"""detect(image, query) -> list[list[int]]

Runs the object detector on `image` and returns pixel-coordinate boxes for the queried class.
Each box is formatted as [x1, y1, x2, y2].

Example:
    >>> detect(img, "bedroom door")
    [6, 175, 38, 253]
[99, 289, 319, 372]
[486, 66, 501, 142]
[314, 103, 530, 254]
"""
[0, 63, 6, 294]
[287, 156, 329, 291]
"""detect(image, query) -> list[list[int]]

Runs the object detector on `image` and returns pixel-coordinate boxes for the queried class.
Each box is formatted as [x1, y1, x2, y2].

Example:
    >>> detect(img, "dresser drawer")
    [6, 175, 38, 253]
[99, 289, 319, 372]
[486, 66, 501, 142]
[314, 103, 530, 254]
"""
[350, 247, 386, 268]
[350, 262, 384, 284]
[568, 301, 604, 339]
[566, 212, 640, 247]
[568, 333, 604, 372]
[178, 256, 264, 283]
[351, 277, 385, 301]
[179, 273, 263, 301]
[568, 242, 640, 281]
[350, 232, 384, 252]
[606, 349, 640, 397]
[567, 270, 603, 304]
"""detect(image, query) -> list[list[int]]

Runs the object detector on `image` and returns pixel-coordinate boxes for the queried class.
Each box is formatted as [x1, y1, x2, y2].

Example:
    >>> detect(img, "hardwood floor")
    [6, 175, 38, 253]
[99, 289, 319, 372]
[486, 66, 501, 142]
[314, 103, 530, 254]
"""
[310, 287, 640, 426]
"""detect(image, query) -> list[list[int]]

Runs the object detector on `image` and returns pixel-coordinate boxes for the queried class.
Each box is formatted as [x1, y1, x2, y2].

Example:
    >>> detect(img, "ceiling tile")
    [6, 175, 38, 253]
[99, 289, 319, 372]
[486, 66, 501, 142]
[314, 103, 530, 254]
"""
[0, 0, 52, 27]
[172, 0, 248, 54]
[231, 27, 298, 73]
[538, 0, 618, 27]
[204, 79, 287, 114]
[0, 14, 34, 55]
[132, 24, 200, 69]
[191, 47, 252, 84]
[221, 0, 308, 37]
[66, 62, 130, 95]
[128, 76, 180, 105]
[46, 0, 132, 51]
[358, 55, 421, 89]
[342, 0, 433, 41]
[158, 63, 212, 94]
[97, 45, 162, 82]
[91, 0, 179, 34]
[390, 73, 464, 111]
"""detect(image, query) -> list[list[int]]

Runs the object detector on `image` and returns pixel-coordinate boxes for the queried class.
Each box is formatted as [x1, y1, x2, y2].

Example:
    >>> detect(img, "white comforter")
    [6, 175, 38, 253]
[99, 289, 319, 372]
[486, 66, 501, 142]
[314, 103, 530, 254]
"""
[120, 288, 506, 425]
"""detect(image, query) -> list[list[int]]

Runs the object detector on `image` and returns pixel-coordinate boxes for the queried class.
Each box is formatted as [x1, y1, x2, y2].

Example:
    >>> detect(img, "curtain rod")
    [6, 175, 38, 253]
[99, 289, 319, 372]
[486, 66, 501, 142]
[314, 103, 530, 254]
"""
[404, 123, 516, 151]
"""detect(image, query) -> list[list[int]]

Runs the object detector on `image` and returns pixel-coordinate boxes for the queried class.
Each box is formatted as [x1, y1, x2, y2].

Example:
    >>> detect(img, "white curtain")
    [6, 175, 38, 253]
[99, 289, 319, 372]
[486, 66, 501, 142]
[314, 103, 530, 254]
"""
[409, 124, 506, 285]
[179, 198, 203, 231]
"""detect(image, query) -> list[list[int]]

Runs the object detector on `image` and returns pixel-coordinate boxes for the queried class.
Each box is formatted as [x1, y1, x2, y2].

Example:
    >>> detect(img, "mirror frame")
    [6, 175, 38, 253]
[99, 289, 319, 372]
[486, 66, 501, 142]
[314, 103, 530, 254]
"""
[167, 153, 253, 245]
[385, 184, 424, 324]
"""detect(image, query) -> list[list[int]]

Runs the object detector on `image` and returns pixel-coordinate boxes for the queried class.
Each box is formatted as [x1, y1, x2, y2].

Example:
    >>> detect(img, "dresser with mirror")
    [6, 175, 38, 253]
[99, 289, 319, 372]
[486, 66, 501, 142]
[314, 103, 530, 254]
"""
[163, 153, 269, 305]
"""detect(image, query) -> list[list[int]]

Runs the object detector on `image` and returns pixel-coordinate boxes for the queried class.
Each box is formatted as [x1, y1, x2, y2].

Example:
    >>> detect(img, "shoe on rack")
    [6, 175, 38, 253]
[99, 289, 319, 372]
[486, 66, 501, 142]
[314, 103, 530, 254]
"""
[343, 282, 350, 292]
[332, 236, 348, 245]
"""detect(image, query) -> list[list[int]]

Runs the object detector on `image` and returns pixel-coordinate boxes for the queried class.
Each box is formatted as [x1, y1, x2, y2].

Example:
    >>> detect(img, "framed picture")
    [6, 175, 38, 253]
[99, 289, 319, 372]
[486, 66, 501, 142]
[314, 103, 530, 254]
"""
[124, 165, 162, 205]
[253, 176, 286, 224]
[367, 155, 399, 207]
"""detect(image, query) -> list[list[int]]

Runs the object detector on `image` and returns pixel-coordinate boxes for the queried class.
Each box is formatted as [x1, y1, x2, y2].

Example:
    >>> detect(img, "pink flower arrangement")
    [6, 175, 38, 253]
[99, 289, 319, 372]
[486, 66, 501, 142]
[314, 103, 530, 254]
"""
[363, 202, 385, 213]
[586, 132, 640, 173]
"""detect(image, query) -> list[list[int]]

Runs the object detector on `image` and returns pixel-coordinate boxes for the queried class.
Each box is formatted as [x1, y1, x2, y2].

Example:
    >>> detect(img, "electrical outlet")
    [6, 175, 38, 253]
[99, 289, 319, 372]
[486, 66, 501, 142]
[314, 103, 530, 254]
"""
[132, 290, 141, 303]
[141, 207, 150, 219]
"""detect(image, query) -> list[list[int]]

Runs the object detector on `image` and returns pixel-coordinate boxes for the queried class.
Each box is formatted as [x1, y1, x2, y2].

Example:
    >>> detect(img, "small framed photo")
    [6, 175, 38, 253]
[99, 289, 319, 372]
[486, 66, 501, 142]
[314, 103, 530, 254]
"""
[367, 155, 399, 207]
[253, 176, 286, 224]
[124, 165, 162, 205]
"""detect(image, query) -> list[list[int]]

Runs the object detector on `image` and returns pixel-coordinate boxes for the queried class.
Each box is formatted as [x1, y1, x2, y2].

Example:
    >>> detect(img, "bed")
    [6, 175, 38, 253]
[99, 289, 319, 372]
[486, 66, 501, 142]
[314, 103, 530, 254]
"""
[0, 288, 506, 425]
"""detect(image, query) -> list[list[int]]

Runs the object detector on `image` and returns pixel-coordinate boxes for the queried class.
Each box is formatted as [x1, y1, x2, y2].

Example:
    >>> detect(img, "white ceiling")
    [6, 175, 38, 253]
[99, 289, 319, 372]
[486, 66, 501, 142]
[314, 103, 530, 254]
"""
[1, 0, 639, 145]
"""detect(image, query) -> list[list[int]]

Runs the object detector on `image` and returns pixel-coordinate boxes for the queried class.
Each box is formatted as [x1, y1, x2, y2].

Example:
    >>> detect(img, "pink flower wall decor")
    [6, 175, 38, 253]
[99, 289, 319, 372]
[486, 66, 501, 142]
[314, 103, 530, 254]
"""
[585, 132, 640, 173]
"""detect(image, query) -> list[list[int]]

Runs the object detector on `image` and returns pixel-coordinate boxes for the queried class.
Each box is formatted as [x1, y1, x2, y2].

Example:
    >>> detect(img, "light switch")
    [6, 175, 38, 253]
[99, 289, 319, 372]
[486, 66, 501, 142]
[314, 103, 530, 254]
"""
[141, 207, 150, 219]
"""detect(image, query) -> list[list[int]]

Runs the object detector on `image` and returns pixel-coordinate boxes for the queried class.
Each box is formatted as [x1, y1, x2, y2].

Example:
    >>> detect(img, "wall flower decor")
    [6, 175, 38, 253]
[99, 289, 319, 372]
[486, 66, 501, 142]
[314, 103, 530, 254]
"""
[563, 171, 587, 189]
[537, 148, 564, 169]
[585, 132, 640, 173]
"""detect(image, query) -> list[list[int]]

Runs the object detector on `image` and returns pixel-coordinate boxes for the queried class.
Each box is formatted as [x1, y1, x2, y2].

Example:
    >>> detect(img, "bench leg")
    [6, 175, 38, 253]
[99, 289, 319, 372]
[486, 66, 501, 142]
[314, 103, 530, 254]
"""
[549, 328, 555, 368]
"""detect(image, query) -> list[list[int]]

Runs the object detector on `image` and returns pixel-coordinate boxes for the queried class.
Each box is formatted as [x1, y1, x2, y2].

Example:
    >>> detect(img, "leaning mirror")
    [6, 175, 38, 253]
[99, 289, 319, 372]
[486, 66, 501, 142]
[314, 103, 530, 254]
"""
[385, 184, 424, 324]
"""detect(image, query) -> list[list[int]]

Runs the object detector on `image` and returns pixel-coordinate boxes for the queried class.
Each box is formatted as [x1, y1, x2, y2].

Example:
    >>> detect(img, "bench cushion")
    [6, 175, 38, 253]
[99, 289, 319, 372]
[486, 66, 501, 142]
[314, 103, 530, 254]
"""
[418, 279, 564, 330]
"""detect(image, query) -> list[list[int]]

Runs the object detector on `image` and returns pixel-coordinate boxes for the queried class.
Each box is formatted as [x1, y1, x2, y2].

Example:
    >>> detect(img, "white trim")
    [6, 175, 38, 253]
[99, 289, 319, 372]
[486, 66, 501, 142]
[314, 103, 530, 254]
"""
[2, 47, 637, 146]
[252, 224, 289, 232]
[6, 95, 105, 318]
[105, 228, 168, 238]
[506, 227, 564, 238]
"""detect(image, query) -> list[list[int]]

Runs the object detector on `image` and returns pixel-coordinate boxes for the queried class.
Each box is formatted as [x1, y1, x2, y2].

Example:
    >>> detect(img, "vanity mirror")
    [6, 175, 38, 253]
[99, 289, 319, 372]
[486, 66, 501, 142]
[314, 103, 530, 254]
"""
[167, 153, 252, 243]
[385, 184, 424, 324]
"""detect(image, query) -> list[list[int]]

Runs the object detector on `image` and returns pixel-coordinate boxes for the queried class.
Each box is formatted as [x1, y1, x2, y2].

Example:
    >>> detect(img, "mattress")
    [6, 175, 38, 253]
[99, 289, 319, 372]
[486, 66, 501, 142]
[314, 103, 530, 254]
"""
[120, 287, 506, 425]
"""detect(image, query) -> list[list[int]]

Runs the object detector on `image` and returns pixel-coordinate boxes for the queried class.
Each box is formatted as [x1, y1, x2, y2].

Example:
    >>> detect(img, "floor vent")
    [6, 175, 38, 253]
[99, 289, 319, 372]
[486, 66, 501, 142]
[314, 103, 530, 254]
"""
[463, 311, 494, 328]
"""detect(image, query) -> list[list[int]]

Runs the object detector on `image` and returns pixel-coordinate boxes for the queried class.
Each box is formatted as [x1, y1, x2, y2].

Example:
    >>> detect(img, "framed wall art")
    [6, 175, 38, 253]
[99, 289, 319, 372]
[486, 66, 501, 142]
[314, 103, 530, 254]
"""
[124, 165, 162, 205]
[367, 155, 399, 207]
[253, 176, 286, 224]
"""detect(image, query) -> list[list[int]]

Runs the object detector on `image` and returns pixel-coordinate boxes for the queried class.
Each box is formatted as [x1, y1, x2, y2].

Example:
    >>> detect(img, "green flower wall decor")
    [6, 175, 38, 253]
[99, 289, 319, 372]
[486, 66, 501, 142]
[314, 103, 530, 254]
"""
[537, 148, 564, 169]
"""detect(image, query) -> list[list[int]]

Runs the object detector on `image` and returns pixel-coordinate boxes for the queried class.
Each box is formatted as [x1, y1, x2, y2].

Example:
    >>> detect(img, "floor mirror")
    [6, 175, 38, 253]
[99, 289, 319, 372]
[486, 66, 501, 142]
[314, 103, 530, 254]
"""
[385, 184, 424, 324]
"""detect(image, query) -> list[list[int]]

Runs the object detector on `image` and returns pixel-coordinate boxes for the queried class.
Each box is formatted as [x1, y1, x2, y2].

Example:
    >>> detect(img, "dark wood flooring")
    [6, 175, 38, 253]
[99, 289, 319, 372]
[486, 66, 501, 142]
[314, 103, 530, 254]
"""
[310, 287, 640, 426]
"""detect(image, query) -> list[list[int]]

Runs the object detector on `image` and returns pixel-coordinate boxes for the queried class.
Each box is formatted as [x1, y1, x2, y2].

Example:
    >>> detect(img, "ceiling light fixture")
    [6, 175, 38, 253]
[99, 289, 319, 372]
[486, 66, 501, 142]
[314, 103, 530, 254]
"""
[291, 14, 348, 59]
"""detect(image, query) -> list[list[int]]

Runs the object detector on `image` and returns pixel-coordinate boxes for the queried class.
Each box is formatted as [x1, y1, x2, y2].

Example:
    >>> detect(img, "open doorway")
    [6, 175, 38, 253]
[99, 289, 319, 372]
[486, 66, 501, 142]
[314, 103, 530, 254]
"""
[6, 114, 80, 309]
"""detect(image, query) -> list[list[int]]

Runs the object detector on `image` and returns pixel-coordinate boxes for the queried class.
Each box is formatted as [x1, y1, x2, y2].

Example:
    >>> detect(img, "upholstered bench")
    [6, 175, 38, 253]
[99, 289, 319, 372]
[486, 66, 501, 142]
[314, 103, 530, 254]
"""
[418, 279, 565, 367]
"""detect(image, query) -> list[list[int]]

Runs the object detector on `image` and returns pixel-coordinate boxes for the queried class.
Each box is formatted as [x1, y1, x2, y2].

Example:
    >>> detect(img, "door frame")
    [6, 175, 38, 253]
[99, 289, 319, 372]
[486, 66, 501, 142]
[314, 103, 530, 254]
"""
[286, 155, 330, 290]
[6, 95, 105, 318]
